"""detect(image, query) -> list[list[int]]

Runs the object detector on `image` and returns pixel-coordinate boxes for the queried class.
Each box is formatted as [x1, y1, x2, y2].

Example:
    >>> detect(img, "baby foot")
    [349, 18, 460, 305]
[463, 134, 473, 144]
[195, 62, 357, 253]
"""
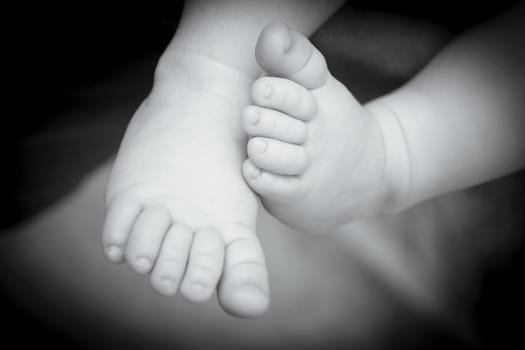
[242, 23, 404, 234]
[102, 50, 269, 317]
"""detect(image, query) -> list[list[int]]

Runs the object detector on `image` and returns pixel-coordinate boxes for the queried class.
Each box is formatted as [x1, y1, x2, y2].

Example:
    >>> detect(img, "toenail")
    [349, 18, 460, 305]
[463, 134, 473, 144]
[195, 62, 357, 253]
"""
[135, 257, 152, 273]
[158, 279, 177, 295]
[237, 283, 267, 296]
[248, 164, 261, 179]
[105, 245, 123, 261]
[263, 84, 273, 99]
[282, 25, 293, 53]
[246, 108, 260, 125]
[191, 282, 208, 294]
[254, 139, 268, 153]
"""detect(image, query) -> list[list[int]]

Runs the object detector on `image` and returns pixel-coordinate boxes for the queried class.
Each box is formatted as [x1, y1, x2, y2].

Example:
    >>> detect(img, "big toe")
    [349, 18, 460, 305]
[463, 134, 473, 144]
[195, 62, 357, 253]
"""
[218, 224, 269, 318]
[255, 22, 329, 90]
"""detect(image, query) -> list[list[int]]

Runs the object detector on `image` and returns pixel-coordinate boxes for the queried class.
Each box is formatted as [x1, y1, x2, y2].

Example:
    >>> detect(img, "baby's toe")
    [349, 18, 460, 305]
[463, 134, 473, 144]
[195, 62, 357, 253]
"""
[102, 194, 142, 264]
[251, 77, 317, 122]
[247, 137, 309, 175]
[242, 159, 305, 202]
[242, 105, 307, 144]
[218, 224, 269, 318]
[150, 222, 194, 296]
[124, 204, 172, 274]
[180, 227, 224, 303]
[255, 22, 329, 90]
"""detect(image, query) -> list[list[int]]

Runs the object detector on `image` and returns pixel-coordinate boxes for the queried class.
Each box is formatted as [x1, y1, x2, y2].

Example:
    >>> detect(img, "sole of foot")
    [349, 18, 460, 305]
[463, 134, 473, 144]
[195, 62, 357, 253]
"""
[102, 51, 270, 317]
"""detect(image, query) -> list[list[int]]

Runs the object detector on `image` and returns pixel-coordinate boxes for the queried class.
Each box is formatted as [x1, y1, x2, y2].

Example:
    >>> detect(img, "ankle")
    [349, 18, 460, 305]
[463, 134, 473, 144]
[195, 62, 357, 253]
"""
[153, 47, 256, 103]
[365, 100, 412, 213]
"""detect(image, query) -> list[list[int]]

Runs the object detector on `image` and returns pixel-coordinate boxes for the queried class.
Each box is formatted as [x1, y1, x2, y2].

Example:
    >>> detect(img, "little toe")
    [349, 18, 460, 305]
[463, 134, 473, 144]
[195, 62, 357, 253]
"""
[242, 159, 305, 201]
[255, 22, 329, 90]
[218, 224, 269, 318]
[150, 222, 194, 296]
[251, 77, 317, 122]
[180, 227, 224, 303]
[242, 105, 307, 144]
[247, 137, 309, 175]
[102, 195, 142, 264]
[125, 204, 172, 274]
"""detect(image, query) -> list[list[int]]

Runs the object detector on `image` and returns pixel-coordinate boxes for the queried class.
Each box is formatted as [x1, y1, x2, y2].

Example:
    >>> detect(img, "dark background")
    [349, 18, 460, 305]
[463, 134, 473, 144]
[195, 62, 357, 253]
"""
[3, 1, 524, 349]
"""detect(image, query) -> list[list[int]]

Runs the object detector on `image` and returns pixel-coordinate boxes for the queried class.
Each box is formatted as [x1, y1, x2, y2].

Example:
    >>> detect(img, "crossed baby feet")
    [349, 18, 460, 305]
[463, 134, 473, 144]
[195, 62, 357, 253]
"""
[102, 22, 389, 317]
